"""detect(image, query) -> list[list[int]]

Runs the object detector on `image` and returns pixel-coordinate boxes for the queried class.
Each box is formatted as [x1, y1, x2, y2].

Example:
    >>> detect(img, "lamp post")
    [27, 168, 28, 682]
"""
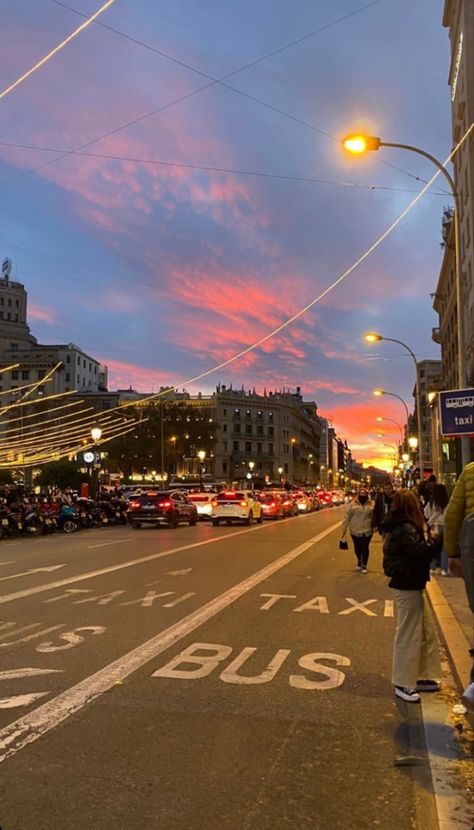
[278, 465, 283, 485]
[197, 450, 206, 491]
[372, 389, 410, 452]
[90, 425, 102, 499]
[366, 333, 423, 476]
[248, 460, 255, 491]
[344, 134, 468, 466]
[375, 415, 404, 448]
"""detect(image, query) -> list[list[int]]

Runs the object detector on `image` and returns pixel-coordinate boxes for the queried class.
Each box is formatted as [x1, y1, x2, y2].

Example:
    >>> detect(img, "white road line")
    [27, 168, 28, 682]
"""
[0, 561, 16, 566]
[0, 522, 340, 763]
[0, 668, 63, 680]
[88, 537, 135, 549]
[0, 519, 328, 606]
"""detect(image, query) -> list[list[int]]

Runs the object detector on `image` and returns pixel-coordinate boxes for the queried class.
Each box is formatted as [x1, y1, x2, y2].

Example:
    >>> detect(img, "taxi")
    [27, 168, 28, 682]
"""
[211, 490, 263, 526]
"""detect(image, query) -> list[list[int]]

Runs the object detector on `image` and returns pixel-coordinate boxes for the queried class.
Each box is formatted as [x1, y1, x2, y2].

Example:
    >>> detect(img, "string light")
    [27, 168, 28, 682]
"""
[0, 0, 116, 100]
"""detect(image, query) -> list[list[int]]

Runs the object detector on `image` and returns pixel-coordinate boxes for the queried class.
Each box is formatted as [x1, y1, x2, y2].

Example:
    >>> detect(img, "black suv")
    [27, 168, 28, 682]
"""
[127, 491, 198, 529]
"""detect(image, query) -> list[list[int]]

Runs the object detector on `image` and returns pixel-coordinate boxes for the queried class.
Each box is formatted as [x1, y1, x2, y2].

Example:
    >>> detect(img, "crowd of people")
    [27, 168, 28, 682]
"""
[340, 464, 474, 709]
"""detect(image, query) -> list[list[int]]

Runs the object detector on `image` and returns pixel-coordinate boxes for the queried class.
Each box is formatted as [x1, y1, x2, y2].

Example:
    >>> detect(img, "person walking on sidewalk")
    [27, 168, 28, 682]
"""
[382, 489, 441, 703]
[372, 479, 394, 536]
[340, 488, 373, 573]
[443, 461, 474, 708]
[424, 483, 449, 575]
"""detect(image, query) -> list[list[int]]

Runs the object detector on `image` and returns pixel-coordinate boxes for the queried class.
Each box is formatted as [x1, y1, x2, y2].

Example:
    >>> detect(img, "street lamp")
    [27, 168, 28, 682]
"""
[375, 415, 404, 447]
[197, 450, 206, 491]
[365, 333, 423, 476]
[372, 389, 410, 450]
[344, 133, 468, 465]
[90, 425, 102, 499]
[278, 465, 283, 485]
[248, 460, 255, 491]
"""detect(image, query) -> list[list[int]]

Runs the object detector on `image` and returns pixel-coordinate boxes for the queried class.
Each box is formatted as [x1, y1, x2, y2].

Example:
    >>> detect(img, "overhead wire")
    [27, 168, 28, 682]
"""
[1, 0, 432, 192]
[0, 140, 449, 197]
[0, 0, 116, 101]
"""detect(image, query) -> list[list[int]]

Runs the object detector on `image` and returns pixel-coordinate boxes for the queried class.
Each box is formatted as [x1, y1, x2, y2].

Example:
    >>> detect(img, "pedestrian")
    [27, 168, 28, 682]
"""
[382, 489, 441, 703]
[424, 483, 449, 575]
[443, 461, 474, 708]
[340, 487, 373, 573]
[372, 479, 394, 536]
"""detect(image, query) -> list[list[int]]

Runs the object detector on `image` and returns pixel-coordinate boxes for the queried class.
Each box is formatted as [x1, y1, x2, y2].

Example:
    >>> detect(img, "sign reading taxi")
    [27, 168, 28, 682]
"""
[439, 387, 474, 437]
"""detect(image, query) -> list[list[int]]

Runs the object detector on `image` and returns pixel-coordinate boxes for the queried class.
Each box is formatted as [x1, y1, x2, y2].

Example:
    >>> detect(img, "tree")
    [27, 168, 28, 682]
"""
[0, 470, 14, 485]
[35, 460, 83, 491]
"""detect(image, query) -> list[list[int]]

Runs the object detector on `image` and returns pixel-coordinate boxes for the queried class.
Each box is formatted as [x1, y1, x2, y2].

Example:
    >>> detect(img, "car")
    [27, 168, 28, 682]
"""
[187, 492, 215, 520]
[211, 490, 263, 526]
[256, 492, 285, 520]
[293, 491, 313, 514]
[127, 490, 198, 529]
[318, 491, 333, 507]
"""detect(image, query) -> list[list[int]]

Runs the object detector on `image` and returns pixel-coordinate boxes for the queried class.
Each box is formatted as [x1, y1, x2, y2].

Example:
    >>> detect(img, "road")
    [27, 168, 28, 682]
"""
[0, 508, 451, 829]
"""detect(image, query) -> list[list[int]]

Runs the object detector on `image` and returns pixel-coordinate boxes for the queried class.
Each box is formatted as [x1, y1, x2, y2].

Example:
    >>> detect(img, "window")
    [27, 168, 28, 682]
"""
[268, 443, 273, 454]
[89, 363, 92, 371]
[245, 424, 252, 435]
[77, 356, 81, 365]
[83, 359, 86, 368]
[223, 408, 227, 416]
[65, 373, 70, 382]
[66, 355, 71, 363]
[11, 371, 18, 380]
[233, 441, 240, 452]
[245, 442, 252, 454]
[283, 444, 289, 454]
[15, 299, 19, 308]
[77, 375, 80, 384]
[222, 462, 228, 473]
[257, 443, 262, 454]
[21, 371, 29, 380]
[223, 441, 228, 451]
[268, 426, 274, 437]
[234, 423, 241, 434]
[223, 424, 228, 433]
[256, 425, 263, 436]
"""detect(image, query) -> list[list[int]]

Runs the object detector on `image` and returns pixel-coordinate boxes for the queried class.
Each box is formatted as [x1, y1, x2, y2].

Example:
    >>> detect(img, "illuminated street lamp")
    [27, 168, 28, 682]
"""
[197, 450, 206, 491]
[278, 465, 284, 485]
[365, 333, 423, 476]
[90, 425, 102, 499]
[344, 133, 468, 465]
[375, 415, 404, 446]
[248, 460, 255, 491]
[372, 389, 410, 450]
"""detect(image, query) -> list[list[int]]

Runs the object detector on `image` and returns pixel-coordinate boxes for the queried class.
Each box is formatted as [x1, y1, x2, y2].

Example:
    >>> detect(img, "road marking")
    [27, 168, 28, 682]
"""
[0, 521, 340, 763]
[88, 538, 134, 549]
[167, 568, 193, 576]
[0, 565, 66, 584]
[0, 668, 64, 710]
[0, 561, 16, 566]
[0, 520, 332, 606]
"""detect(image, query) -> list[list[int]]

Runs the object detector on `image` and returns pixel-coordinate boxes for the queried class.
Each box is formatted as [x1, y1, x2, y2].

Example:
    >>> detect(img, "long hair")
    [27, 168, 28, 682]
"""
[429, 484, 449, 512]
[391, 488, 424, 533]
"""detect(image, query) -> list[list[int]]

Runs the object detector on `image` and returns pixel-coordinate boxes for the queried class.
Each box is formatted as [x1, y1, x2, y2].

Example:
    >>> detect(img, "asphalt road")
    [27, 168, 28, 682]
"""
[0, 508, 439, 829]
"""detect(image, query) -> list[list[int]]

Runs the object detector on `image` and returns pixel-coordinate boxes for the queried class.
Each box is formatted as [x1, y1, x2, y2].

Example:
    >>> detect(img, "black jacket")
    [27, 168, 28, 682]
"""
[372, 492, 393, 532]
[382, 514, 436, 590]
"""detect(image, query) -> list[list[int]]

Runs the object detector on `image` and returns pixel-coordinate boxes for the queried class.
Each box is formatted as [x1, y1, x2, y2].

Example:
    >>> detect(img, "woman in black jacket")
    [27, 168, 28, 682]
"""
[382, 489, 441, 703]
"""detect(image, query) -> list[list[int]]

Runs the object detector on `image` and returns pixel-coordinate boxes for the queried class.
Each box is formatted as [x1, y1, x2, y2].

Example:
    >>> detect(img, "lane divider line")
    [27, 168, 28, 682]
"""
[0, 521, 340, 763]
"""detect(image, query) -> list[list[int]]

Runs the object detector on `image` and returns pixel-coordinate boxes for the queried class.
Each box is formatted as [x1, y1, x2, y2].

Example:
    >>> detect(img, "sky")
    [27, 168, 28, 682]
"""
[0, 0, 452, 470]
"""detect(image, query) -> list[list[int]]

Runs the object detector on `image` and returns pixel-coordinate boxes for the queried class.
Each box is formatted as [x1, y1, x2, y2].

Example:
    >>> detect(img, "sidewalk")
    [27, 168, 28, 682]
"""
[426, 571, 473, 692]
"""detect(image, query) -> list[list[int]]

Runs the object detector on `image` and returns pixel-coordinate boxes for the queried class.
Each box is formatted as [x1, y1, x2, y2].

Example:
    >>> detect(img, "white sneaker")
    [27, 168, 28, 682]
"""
[395, 686, 420, 703]
[440, 569, 448, 576]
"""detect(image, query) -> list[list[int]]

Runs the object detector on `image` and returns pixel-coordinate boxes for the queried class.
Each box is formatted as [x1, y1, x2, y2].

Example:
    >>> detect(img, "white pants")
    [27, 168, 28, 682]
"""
[391, 588, 441, 688]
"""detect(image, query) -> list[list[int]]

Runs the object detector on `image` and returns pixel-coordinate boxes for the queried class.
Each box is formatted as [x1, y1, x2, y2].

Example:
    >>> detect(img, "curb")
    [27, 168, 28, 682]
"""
[426, 578, 472, 691]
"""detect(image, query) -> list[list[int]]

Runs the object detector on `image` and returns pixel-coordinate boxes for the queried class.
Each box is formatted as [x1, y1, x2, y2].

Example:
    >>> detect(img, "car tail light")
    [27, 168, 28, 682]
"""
[240, 500, 248, 507]
[160, 501, 172, 509]
[269, 502, 276, 508]
[211, 500, 218, 508]
[128, 501, 140, 509]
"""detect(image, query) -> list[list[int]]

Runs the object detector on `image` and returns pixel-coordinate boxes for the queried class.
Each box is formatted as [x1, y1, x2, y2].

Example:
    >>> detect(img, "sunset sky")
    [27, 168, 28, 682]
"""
[1, 0, 451, 470]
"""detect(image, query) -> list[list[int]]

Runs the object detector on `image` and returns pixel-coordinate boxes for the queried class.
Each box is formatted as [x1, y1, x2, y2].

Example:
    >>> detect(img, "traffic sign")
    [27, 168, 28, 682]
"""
[439, 388, 474, 437]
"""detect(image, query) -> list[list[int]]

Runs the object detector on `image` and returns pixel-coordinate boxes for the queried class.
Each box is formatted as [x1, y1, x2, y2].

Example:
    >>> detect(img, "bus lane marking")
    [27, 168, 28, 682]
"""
[0, 668, 64, 711]
[258, 595, 394, 616]
[152, 643, 350, 690]
[0, 521, 340, 763]
[0, 623, 107, 652]
[0, 521, 302, 607]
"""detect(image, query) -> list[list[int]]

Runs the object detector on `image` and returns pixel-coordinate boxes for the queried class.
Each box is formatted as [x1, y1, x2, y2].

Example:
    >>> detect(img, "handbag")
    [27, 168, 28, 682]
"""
[339, 539, 348, 550]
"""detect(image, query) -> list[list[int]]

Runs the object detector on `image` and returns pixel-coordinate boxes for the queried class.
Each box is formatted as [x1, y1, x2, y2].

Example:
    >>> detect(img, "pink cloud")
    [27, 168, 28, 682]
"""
[28, 302, 57, 324]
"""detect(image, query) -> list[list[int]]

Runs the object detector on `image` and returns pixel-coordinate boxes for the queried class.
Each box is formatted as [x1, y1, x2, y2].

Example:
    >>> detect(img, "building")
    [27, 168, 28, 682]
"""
[413, 360, 442, 473]
[439, 1, 474, 386]
[0, 259, 37, 354]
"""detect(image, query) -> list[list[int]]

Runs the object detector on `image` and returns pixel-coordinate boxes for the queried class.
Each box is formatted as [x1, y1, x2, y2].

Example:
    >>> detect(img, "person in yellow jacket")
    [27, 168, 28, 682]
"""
[444, 461, 474, 575]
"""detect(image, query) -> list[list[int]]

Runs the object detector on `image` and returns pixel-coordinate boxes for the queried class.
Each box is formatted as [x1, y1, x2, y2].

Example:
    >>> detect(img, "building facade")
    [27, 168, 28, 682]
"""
[414, 359, 442, 472]
[440, 1, 474, 386]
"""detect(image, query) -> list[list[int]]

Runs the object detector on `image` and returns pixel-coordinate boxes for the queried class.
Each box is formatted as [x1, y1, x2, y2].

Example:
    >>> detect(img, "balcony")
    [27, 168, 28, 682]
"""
[431, 327, 441, 345]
